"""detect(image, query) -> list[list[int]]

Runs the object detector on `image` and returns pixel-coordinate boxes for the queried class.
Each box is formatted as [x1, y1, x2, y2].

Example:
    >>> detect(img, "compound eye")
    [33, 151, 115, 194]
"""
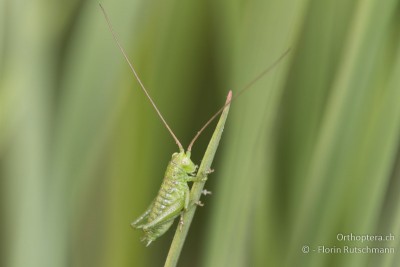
[181, 158, 189, 166]
[172, 152, 178, 158]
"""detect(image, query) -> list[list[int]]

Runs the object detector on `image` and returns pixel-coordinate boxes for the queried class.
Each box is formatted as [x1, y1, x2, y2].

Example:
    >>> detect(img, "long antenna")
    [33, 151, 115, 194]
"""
[99, 4, 184, 152]
[187, 48, 291, 152]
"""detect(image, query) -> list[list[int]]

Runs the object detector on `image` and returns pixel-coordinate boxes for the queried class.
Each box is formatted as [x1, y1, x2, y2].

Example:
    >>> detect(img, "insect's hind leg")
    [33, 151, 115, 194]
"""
[131, 200, 155, 228]
[141, 200, 184, 230]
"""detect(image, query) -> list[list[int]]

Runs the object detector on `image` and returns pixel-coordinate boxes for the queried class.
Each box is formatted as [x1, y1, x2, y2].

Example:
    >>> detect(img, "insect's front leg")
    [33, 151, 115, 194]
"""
[186, 168, 214, 183]
[185, 170, 214, 209]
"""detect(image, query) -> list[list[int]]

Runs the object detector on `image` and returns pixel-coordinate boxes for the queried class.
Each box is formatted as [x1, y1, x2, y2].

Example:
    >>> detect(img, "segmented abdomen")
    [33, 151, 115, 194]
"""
[147, 177, 185, 222]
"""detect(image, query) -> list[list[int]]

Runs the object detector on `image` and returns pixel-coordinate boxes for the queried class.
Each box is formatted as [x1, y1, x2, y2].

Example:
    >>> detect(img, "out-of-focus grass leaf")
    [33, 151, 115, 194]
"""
[202, 1, 302, 266]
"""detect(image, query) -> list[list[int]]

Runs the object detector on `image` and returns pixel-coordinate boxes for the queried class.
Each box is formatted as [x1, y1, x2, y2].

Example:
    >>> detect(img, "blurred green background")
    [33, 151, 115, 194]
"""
[1, 0, 399, 266]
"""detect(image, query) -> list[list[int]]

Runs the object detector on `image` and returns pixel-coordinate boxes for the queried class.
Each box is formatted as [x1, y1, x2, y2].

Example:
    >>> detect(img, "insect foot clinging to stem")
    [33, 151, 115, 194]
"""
[100, 4, 290, 246]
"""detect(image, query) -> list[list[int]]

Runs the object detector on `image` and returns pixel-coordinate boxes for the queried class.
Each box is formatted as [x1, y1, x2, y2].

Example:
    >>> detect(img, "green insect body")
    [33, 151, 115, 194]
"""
[131, 151, 204, 246]
[100, 3, 289, 246]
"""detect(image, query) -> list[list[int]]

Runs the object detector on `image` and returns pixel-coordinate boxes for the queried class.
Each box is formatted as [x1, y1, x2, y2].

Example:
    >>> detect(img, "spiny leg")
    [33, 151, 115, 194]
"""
[186, 176, 207, 182]
[131, 200, 155, 228]
[186, 168, 214, 183]
[187, 170, 214, 210]
[179, 186, 191, 231]
[142, 219, 174, 247]
[141, 200, 184, 230]
[179, 170, 214, 229]
[179, 212, 184, 231]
